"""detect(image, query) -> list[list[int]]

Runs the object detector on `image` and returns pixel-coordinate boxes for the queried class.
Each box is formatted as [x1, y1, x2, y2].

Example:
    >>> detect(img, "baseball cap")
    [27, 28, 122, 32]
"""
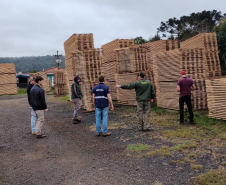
[180, 71, 186, 75]
[137, 72, 145, 78]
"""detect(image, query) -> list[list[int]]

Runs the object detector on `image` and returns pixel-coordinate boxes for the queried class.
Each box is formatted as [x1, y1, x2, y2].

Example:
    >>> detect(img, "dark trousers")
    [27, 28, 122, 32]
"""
[179, 95, 194, 123]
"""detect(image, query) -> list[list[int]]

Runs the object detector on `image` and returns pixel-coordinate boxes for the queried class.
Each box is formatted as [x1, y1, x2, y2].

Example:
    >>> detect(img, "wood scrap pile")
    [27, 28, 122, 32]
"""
[153, 48, 207, 110]
[54, 71, 66, 95]
[181, 33, 221, 79]
[29, 71, 51, 92]
[101, 39, 134, 100]
[0, 63, 17, 95]
[206, 77, 226, 120]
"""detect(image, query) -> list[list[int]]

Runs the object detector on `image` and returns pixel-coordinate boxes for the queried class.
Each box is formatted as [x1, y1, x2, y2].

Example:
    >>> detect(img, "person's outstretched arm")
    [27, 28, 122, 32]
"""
[116, 81, 138, 89]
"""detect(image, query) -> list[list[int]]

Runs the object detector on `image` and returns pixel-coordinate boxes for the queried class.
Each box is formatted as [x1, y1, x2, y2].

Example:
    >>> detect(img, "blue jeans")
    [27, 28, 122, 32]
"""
[95, 107, 109, 134]
[30, 107, 36, 133]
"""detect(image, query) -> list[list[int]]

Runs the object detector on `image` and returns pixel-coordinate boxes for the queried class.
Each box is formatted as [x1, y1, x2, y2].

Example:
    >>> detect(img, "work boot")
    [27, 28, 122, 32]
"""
[73, 119, 79, 124]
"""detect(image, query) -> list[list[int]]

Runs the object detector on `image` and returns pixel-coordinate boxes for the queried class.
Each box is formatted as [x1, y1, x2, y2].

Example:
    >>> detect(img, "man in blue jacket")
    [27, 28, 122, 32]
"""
[92, 76, 114, 137]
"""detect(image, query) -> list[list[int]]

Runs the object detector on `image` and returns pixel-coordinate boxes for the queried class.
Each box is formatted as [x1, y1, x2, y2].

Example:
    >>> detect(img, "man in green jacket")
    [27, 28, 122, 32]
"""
[116, 72, 155, 131]
[71, 75, 83, 124]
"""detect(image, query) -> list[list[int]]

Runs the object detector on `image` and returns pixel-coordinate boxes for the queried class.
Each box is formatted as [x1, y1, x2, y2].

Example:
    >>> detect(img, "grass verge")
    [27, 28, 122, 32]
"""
[194, 168, 226, 185]
[60, 96, 70, 101]
[17, 89, 27, 94]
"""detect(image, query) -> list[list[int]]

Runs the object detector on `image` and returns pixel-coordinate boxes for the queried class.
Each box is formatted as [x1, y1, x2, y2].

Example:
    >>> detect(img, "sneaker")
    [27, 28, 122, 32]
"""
[102, 132, 111, 137]
[32, 132, 36, 135]
[36, 134, 46, 138]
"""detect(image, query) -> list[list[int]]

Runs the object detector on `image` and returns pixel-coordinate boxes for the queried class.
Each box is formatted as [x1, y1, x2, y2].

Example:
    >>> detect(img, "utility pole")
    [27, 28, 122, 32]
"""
[32, 59, 35, 72]
[54, 51, 62, 70]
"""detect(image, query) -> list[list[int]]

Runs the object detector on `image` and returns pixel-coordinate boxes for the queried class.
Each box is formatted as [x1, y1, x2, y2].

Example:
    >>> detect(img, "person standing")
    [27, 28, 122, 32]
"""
[71, 75, 83, 124]
[27, 77, 36, 135]
[30, 76, 48, 138]
[92, 76, 114, 137]
[177, 71, 196, 124]
[116, 72, 155, 131]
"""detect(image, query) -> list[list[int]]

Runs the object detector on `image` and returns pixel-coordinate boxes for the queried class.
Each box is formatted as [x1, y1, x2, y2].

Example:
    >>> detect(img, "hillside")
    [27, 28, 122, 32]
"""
[0, 56, 65, 73]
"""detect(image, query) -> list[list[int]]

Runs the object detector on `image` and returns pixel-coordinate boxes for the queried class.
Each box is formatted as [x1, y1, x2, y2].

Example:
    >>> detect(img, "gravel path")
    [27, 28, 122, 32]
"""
[0, 94, 210, 185]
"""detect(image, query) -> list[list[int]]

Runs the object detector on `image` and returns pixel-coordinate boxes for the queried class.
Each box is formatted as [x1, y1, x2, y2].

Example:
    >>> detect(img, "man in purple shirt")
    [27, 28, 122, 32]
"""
[177, 71, 196, 124]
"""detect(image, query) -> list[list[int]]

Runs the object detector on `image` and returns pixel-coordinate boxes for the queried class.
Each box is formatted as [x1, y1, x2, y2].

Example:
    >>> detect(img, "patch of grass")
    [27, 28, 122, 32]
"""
[171, 160, 185, 164]
[127, 144, 151, 152]
[151, 106, 167, 114]
[171, 141, 197, 151]
[194, 168, 226, 185]
[153, 182, 163, 185]
[161, 124, 226, 140]
[188, 152, 197, 158]
[108, 123, 128, 130]
[191, 164, 203, 171]
[143, 150, 159, 156]
[184, 157, 196, 164]
[142, 141, 197, 158]
[60, 96, 70, 101]
[17, 89, 27, 94]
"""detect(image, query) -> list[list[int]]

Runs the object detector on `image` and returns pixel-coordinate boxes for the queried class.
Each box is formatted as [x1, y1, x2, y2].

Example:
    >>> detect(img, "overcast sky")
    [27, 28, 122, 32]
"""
[0, 0, 225, 57]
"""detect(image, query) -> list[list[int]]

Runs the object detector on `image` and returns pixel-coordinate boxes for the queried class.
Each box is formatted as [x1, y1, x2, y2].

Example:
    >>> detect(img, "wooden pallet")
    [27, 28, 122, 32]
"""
[181, 33, 221, 79]
[54, 71, 66, 95]
[206, 77, 226, 120]
[64, 33, 94, 59]
[153, 48, 208, 110]
[0, 63, 17, 95]
[29, 71, 51, 92]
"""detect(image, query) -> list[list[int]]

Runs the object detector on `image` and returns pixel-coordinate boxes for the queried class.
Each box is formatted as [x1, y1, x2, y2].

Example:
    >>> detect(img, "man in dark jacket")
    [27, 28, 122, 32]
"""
[71, 75, 83, 124]
[27, 77, 36, 134]
[30, 76, 48, 138]
[116, 72, 155, 131]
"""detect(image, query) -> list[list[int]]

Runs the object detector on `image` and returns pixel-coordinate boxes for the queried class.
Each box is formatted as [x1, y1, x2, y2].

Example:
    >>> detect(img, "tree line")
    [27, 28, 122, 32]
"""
[134, 10, 226, 68]
[0, 55, 65, 73]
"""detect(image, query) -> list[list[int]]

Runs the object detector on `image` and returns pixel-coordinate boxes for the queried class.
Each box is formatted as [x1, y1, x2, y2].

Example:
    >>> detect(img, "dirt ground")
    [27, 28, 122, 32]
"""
[0, 94, 225, 185]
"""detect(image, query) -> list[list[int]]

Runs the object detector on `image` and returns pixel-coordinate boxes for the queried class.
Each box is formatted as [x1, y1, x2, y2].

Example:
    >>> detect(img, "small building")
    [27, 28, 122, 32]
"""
[16, 73, 30, 88]
[42, 67, 65, 87]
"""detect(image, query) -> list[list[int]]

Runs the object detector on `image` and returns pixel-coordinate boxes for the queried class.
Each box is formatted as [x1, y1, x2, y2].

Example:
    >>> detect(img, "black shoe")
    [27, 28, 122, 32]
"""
[179, 122, 185, 124]
[190, 122, 196, 125]
[142, 128, 153, 132]
[77, 119, 82, 123]
[73, 119, 79, 124]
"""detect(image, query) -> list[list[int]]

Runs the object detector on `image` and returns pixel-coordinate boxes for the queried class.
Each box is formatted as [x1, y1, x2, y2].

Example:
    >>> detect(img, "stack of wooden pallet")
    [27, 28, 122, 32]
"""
[64, 33, 94, 60]
[115, 73, 137, 106]
[181, 33, 221, 79]
[206, 77, 226, 120]
[115, 45, 149, 73]
[29, 71, 51, 92]
[114, 40, 178, 106]
[153, 48, 208, 110]
[64, 33, 95, 93]
[54, 71, 66, 95]
[101, 39, 134, 100]
[70, 49, 102, 111]
[0, 63, 17, 95]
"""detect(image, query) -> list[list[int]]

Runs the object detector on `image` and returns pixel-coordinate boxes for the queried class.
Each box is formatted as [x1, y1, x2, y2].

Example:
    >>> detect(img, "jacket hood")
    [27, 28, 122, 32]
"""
[74, 75, 81, 84]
